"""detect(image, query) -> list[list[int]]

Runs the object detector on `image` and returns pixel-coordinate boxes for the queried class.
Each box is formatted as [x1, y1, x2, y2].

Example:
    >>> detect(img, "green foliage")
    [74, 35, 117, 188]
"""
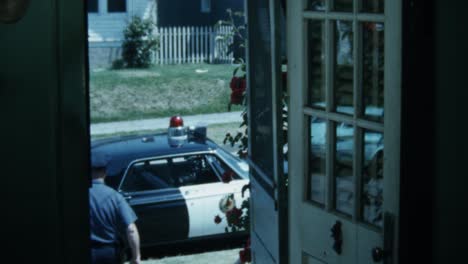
[217, 9, 249, 157]
[219, 9, 289, 160]
[216, 189, 250, 234]
[111, 58, 125, 70]
[121, 16, 159, 68]
[215, 8, 247, 73]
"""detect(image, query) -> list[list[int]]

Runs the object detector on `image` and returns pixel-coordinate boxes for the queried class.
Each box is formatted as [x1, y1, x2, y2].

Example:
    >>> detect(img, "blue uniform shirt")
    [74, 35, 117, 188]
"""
[89, 179, 137, 245]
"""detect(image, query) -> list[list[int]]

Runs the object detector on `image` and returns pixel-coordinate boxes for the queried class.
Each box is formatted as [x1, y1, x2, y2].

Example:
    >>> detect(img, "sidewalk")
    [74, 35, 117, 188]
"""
[132, 248, 242, 264]
[91, 111, 243, 136]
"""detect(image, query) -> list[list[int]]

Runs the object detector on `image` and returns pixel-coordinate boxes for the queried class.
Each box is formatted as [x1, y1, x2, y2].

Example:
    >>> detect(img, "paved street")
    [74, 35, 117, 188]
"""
[130, 248, 242, 264]
[91, 111, 243, 136]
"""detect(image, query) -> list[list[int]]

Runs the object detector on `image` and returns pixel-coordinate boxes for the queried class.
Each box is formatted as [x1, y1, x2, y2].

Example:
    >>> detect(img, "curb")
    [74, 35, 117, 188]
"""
[91, 111, 243, 136]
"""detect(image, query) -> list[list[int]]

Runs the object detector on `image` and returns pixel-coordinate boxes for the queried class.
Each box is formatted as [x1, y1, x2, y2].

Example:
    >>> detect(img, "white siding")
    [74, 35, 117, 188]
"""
[88, 13, 128, 43]
[130, 0, 157, 22]
[88, 0, 157, 44]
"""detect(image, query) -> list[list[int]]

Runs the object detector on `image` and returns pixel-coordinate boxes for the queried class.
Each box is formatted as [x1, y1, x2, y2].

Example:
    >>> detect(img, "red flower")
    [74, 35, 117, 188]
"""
[230, 76, 246, 105]
[226, 207, 242, 226]
[239, 248, 252, 263]
[230, 76, 246, 91]
[245, 237, 251, 248]
[230, 92, 244, 105]
[222, 171, 234, 183]
[214, 215, 222, 224]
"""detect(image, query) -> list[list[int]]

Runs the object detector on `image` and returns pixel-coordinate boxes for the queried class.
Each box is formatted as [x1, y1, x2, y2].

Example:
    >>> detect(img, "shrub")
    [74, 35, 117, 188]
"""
[111, 58, 125, 70]
[121, 16, 159, 68]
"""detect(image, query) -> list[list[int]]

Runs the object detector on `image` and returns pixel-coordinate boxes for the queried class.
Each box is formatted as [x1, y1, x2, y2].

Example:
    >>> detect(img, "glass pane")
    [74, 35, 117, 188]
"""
[334, 0, 353, 12]
[88, 0, 98, 13]
[361, 130, 384, 227]
[362, 22, 384, 122]
[108, 0, 126, 13]
[249, 0, 274, 177]
[308, 117, 327, 204]
[205, 155, 242, 181]
[307, 20, 326, 109]
[334, 122, 354, 216]
[121, 159, 176, 192]
[362, 0, 384, 13]
[334, 20, 354, 115]
[306, 0, 326, 11]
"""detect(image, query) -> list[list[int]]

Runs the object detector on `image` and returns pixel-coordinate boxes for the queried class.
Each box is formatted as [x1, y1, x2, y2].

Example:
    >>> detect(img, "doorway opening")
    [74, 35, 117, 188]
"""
[86, 0, 252, 262]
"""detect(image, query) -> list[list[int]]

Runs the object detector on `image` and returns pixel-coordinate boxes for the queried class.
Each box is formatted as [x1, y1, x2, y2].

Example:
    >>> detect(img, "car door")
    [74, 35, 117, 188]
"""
[118, 158, 189, 246]
[198, 153, 249, 237]
[169, 154, 211, 239]
[170, 152, 249, 239]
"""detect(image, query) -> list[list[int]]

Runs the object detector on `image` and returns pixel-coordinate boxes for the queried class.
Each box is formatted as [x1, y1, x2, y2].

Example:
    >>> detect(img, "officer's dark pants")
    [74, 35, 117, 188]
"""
[91, 245, 123, 264]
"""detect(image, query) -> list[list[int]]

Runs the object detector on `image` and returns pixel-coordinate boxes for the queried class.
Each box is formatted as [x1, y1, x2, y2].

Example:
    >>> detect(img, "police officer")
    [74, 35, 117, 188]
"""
[89, 151, 141, 264]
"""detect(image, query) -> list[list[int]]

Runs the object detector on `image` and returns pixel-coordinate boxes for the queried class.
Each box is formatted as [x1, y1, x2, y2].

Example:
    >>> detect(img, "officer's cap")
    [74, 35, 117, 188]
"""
[91, 151, 109, 169]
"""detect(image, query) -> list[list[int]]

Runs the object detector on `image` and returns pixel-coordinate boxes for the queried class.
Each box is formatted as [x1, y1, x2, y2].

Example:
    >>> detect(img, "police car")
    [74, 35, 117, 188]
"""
[91, 116, 250, 247]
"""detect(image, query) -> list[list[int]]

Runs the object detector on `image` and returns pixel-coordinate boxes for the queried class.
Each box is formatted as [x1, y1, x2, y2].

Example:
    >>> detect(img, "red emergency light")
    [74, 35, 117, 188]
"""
[168, 115, 187, 147]
[170, 115, 184, 127]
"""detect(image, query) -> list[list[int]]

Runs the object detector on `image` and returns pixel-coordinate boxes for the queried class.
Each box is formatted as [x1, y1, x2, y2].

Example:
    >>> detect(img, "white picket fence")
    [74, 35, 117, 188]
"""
[154, 25, 234, 64]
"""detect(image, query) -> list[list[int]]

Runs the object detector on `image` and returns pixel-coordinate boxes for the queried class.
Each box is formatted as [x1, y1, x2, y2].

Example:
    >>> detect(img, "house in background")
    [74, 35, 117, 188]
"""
[87, 0, 157, 68]
[157, 0, 243, 27]
[88, 0, 244, 68]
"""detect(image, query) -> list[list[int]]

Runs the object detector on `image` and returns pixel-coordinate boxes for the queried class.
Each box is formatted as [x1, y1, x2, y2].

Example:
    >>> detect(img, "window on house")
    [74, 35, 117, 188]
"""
[108, 0, 127, 13]
[201, 0, 211, 13]
[88, 0, 98, 13]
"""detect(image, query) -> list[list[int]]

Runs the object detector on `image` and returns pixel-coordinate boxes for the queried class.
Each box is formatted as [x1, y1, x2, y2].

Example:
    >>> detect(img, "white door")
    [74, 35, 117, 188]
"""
[288, 0, 400, 263]
[246, 0, 288, 263]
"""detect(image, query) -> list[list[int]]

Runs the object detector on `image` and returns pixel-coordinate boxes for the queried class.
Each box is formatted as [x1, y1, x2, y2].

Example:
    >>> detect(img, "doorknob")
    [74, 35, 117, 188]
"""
[371, 247, 389, 262]
[371, 212, 395, 263]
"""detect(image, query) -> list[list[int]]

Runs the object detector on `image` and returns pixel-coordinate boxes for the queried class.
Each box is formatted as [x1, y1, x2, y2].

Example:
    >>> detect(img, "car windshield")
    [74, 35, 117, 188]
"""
[216, 148, 249, 179]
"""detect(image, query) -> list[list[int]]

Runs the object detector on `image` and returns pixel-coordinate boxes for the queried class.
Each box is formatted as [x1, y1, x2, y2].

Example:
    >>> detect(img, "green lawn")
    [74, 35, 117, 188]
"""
[90, 64, 243, 123]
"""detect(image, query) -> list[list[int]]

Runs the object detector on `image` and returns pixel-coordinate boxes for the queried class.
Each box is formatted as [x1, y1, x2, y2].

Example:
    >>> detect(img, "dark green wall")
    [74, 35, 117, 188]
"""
[433, 0, 467, 262]
[0, 1, 89, 263]
[400, 1, 468, 262]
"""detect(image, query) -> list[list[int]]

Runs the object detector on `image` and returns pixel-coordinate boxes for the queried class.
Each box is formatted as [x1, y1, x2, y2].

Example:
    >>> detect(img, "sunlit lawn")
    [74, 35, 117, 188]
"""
[90, 63, 243, 123]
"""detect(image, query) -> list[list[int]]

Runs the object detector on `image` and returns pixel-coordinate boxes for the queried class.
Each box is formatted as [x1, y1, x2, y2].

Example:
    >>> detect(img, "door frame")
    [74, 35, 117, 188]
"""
[245, 0, 288, 263]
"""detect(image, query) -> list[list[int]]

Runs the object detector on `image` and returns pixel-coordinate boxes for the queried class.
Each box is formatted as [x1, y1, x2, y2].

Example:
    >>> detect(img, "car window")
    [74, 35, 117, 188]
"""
[205, 154, 242, 181]
[215, 148, 249, 178]
[120, 159, 175, 192]
[120, 154, 229, 193]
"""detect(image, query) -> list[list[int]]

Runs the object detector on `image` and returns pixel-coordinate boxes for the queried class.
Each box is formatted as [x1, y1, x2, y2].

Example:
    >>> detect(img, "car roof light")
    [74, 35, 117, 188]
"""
[168, 115, 187, 147]
[170, 115, 184, 127]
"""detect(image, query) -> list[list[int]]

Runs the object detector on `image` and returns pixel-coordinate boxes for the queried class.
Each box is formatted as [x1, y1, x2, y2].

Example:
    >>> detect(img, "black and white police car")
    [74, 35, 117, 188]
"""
[91, 116, 249, 247]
